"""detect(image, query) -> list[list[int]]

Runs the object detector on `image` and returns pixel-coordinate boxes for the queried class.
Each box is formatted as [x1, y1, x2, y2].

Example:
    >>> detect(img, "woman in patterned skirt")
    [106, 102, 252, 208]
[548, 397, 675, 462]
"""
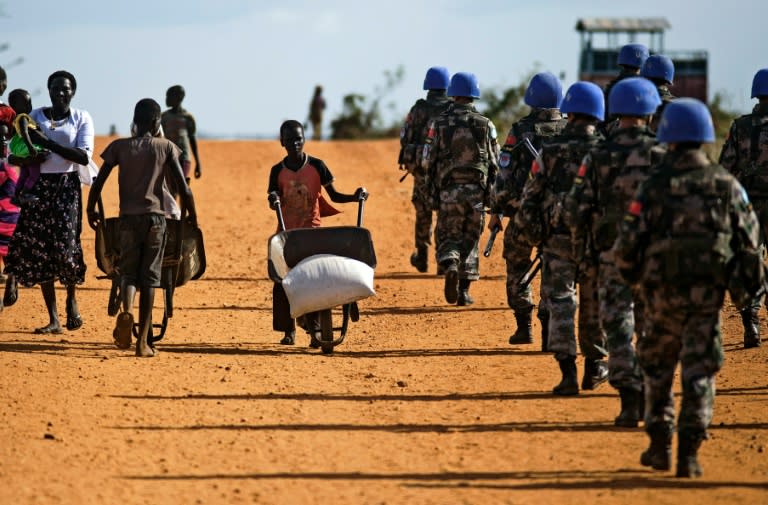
[5, 70, 94, 333]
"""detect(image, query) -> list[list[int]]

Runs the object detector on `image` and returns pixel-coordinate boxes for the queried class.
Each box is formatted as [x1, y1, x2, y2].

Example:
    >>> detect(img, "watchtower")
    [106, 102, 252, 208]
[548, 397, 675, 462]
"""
[576, 17, 708, 102]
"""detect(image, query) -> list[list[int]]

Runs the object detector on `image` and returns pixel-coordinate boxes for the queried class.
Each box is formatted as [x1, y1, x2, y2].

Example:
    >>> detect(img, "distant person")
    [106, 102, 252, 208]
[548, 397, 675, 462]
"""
[0, 65, 20, 310]
[641, 54, 676, 132]
[268, 120, 366, 346]
[308, 85, 326, 141]
[398, 66, 452, 274]
[719, 67, 768, 349]
[161, 85, 201, 182]
[87, 98, 197, 357]
[614, 98, 764, 478]
[7, 89, 46, 206]
[5, 70, 93, 334]
[603, 43, 649, 124]
[423, 72, 499, 306]
[489, 72, 566, 348]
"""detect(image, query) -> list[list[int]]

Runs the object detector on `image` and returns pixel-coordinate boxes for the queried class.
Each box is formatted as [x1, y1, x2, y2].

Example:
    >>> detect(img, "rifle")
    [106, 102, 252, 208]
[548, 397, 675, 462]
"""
[399, 169, 410, 183]
[517, 251, 542, 289]
[483, 217, 502, 257]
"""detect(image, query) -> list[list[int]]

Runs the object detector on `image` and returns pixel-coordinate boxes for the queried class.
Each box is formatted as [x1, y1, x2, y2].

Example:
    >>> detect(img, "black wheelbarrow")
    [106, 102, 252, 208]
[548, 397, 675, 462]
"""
[267, 191, 376, 354]
[94, 197, 206, 343]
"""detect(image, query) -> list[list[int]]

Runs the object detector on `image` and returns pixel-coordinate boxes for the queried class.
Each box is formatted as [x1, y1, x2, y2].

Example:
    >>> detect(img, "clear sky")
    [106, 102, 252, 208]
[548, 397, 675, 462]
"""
[1, 0, 764, 138]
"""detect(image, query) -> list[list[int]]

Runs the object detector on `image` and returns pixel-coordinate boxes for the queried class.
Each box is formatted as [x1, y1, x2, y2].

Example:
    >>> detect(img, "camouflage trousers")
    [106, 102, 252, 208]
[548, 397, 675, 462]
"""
[502, 216, 535, 313]
[598, 251, 643, 392]
[436, 183, 483, 280]
[639, 287, 725, 434]
[541, 233, 605, 360]
[411, 170, 434, 250]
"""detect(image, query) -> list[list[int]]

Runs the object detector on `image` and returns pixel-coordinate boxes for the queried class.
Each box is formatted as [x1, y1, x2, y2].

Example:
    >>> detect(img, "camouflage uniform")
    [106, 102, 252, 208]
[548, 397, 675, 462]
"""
[424, 102, 499, 283]
[516, 122, 605, 363]
[614, 148, 763, 450]
[649, 86, 676, 133]
[566, 126, 666, 395]
[492, 109, 567, 340]
[719, 103, 768, 338]
[399, 91, 453, 257]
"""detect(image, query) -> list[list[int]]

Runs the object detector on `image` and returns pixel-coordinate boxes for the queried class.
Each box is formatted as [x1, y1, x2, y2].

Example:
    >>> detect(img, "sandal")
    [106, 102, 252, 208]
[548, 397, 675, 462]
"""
[66, 299, 83, 331]
[34, 323, 63, 335]
[113, 312, 134, 349]
[3, 276, 18, 307]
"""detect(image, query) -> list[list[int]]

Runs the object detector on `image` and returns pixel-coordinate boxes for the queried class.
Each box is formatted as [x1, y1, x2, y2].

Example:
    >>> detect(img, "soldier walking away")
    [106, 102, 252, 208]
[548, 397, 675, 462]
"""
[614, 98, 765, 478]
[423, 72, 499, 306]
[719, 67, 768, 349]
[398, 66, 452, 273]
[566, 77, 665, 426]
[641, 55, 676, 133]
[602, 43, 649, 132]
[516, 81, 608, 396]
[488, 72, 567, 348]
[308, 85, 326, 141]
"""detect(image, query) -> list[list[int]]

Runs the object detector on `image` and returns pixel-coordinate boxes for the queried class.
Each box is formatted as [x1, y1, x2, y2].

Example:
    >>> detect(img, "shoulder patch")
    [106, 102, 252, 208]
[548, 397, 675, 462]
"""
[531, 160, 541, 175]
[499, 151, 511, 168]
[489, 123, 497, 140]
[577, 164, 588, 177]
[627, 200, 643, 216]
[505, 133, 517, 146]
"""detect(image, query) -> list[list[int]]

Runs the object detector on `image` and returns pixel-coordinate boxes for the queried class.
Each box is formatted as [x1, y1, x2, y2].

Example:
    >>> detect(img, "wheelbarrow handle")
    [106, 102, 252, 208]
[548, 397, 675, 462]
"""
[356, 187, 368, 228]
[269, 191, 286, 232]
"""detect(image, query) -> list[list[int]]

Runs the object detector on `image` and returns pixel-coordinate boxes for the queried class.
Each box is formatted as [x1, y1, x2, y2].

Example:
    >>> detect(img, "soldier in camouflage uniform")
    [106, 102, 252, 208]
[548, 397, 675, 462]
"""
[398, 67, 452, 273]
[488, 72, 567, 348]
[718, 67, 768, 349]
[602, 43, 649, 129]
[423, 72, 499, 305]
[641, 55, 676, 133]
[614, 99, 764, 478]
[515, 82, 608, 395]
[566, 78, 665, 426]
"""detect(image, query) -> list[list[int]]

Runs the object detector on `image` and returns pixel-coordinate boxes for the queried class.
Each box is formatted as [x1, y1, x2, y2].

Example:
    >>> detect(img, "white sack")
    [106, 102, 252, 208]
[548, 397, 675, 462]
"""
[282, 254, 375, 318]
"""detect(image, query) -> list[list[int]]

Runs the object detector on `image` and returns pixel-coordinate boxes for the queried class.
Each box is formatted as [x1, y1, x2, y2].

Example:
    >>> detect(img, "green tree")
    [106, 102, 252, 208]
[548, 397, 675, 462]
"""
[707, 91, 741, 158]
[330, 66, 404, 139]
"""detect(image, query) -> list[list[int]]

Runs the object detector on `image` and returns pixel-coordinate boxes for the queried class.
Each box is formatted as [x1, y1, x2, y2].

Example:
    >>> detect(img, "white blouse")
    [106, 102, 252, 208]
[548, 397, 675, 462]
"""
[30, 107, 94, 174]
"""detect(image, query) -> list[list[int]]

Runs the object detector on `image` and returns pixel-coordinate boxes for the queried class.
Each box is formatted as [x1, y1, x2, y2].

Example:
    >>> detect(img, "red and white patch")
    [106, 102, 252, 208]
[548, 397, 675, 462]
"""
[505, 134, 517, 146]
[628, 200, 643, 216]
[577, 164, 588, 177]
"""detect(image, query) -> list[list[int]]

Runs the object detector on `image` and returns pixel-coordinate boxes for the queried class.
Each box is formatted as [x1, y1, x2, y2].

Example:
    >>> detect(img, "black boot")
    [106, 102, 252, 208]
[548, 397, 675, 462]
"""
[539, 310, 549, 351]
[615, 388, 642, 428]
[640, 423, 672, 470]
[442, 260, 459, 304]
[509, 309, 533, 344]
[740, 308, 761, 348]
[410, 246, 428, 273]
[279, 330, 295, 345]
[581, 358, 609, 390]
[553, 356, 579, 396]
[676, 431, 705, 478]
[457, 279, 474, 306]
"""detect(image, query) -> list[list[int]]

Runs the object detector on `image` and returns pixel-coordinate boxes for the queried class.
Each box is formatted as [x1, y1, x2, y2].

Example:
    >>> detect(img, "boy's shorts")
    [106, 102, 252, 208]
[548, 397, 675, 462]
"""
[119, 214, 167, 288]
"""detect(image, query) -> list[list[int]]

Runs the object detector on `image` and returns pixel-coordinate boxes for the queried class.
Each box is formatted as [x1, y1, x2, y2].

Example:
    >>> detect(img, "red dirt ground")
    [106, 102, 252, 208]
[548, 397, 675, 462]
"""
[0, 138, 766, 505]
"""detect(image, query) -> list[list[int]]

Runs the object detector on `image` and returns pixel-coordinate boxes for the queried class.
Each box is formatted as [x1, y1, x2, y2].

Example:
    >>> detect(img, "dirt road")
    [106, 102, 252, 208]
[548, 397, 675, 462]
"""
[1, 138, 766, 504]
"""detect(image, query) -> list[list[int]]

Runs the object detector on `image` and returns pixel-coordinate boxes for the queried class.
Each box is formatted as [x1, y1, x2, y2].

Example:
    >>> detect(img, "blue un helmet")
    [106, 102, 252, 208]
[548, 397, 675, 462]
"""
[524, 72, 563, 109]
[617, 43, 650, 69]
[751, 68, 768, 98]
[641, 55, 675, 85]
[657, 98, 715, 144]
[423, 66, 450, 91]
[561, 81, 605, 121]
[608, 77, 662, 116]
[447, 72, 480, 99]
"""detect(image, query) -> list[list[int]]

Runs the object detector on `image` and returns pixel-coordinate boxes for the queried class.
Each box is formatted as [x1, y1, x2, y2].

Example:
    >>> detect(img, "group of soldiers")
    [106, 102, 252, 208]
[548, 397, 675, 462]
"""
[397, 48, 768, 479]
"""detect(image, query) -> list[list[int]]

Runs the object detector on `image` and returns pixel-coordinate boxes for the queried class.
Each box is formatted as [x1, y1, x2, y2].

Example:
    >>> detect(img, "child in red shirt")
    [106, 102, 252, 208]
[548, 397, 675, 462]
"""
[268, 120, 365, 345]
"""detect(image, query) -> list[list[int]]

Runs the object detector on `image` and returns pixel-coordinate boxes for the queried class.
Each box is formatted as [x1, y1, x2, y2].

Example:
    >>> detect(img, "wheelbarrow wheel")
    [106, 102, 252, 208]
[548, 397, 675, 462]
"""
[107, 279, 121, 317]
[319, 309, 334, 354]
